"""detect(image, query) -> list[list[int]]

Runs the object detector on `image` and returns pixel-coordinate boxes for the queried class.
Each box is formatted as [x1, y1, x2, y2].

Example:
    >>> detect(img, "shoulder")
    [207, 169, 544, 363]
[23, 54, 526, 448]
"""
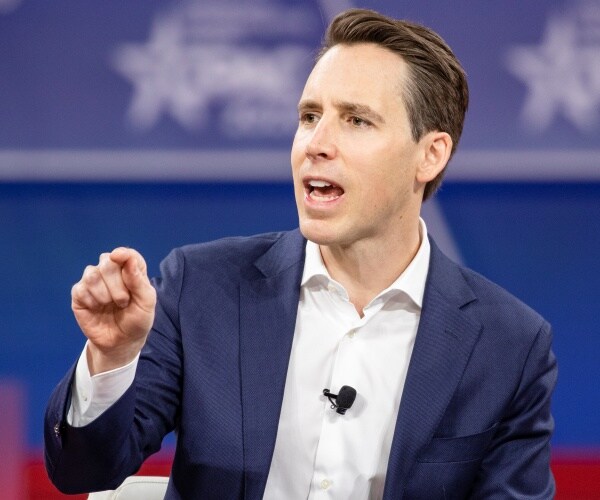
[160, 229, 305, 279]
[428, 239, 548, 339]
[180, 230, 293, 261]
[461, 265, 545, 329]
[152, 229, 306, 323]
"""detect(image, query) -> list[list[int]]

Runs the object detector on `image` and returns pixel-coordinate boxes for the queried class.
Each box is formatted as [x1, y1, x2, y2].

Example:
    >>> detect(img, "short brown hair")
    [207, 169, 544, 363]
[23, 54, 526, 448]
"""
[319, 9, 469, 200]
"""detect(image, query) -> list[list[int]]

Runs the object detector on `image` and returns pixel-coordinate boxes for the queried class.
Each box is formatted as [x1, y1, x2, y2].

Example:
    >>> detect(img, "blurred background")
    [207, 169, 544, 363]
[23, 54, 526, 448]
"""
[1, 0, 599, 498]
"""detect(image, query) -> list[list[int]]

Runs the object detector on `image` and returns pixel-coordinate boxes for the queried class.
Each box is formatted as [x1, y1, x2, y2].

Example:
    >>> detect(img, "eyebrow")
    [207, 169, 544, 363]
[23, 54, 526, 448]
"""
[335, 100, 386, 124]
[297, 99, 386, 124]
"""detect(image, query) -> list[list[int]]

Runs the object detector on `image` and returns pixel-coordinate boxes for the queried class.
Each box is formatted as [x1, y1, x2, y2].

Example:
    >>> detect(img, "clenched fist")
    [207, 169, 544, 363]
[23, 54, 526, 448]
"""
[71, 247, 157, 375]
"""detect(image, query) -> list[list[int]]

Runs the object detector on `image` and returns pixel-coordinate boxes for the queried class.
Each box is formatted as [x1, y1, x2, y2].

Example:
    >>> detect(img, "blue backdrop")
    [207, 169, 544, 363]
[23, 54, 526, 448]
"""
[0, 0, 599, 451]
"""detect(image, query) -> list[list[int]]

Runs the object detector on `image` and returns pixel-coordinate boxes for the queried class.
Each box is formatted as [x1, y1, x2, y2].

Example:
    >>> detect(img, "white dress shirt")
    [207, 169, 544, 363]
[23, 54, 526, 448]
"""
[69, 220, 430, 500]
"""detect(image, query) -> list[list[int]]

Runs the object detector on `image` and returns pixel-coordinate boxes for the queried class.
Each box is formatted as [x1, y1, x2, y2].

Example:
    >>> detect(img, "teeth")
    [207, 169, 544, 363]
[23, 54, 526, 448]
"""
[309, 191, 339, 201]
[309, 180, 332, 188]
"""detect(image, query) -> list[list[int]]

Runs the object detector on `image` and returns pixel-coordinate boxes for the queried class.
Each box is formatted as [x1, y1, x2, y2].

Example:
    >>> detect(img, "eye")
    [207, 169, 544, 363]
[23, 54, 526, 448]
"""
[350, 116, 370, 127]
[300, 112, 319, 124]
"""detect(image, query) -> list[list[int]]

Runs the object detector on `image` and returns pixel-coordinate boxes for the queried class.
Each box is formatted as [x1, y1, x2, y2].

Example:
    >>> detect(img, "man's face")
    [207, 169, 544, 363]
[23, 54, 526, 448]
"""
[291, 43, 425, 248]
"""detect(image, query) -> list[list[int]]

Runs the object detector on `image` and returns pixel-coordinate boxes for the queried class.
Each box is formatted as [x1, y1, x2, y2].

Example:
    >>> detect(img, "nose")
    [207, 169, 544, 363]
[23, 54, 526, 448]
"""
[305, 118, 337, 161]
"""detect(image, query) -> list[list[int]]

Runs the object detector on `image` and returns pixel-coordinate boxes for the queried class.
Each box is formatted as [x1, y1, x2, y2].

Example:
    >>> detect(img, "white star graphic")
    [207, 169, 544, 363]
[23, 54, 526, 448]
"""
[110, 0, 355, 134]
[506, 13, 600, 132]
[112, 17, 209, 130]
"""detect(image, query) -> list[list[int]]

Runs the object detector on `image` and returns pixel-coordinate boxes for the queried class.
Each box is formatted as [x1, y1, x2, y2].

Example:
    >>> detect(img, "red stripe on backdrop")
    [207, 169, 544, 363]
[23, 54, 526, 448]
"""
[0, 382, 26, 500]
[25, 452, 173, 500]
[553, 450, 600, 499]
[25, 450, 600, 499]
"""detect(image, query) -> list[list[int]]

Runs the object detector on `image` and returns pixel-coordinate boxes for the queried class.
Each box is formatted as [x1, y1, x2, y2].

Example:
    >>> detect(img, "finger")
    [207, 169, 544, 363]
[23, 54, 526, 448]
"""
[109, 248, 154, 306]
[71, 278, 103, 311]
[82, 264, 117, 303]
[97, 253, 132, 308]
[109, 247, 147, 275]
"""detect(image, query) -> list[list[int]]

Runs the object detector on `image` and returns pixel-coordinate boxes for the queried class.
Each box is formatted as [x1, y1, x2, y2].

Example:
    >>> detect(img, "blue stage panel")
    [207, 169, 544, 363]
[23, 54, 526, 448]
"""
[0, 182, 598, 447]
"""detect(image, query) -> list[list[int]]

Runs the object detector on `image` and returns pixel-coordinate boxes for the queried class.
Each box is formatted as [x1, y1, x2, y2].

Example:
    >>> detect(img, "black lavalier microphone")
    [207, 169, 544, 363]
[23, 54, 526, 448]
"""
[323, 386, 357, 415]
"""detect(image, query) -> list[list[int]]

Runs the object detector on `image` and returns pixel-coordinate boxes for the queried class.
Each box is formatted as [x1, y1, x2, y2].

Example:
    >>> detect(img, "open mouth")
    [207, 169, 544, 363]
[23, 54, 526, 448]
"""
[305, 179, 344, 202]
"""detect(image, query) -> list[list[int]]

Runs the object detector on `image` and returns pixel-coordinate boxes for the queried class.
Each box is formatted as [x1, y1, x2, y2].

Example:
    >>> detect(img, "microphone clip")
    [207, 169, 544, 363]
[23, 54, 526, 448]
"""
[323, 386, 357, 415]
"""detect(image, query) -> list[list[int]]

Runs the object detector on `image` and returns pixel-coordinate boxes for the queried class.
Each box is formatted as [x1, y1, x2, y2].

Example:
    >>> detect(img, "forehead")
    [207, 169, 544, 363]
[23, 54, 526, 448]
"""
[302, 43, 408, 106]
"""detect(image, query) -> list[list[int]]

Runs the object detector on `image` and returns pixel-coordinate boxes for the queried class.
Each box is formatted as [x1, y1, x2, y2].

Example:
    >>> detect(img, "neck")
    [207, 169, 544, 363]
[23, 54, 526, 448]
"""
[319, 219, 422, 316]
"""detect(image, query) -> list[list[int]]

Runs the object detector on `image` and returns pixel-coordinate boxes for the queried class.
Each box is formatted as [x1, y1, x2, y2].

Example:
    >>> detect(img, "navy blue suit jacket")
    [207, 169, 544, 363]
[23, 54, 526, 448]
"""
[45, 230, 557, 499]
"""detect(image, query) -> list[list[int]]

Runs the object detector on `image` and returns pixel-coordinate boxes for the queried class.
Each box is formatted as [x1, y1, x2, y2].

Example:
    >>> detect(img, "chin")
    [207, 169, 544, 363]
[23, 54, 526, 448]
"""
[298, 219, 339, 246]
[300, 220, 333, 245]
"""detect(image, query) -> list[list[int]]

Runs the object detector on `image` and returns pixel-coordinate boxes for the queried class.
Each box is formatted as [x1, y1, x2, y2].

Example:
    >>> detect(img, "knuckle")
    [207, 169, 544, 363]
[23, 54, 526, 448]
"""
[97, 258, 112, 272]
[71, 282, 82, 299]
[71, 288, 93, 309]
[82, 266, 100, 284]
[71, 291, 88, 307]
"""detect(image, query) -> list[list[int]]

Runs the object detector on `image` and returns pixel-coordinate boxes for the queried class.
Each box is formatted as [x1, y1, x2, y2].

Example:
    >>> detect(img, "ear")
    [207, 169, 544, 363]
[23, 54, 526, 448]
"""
[416, 131, 452, 184]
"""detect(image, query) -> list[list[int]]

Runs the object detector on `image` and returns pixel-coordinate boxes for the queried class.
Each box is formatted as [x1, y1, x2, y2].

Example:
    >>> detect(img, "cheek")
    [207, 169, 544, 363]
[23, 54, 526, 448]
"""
[290, 139, 306, 197]
[357, 158, 405, 208]
[290, 129, 307, 166]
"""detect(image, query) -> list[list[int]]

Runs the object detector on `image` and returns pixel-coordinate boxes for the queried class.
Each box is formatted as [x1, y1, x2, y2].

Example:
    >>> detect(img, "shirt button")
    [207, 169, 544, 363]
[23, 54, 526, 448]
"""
[319, 478, 331, 490]
[347, 330, 356, 339]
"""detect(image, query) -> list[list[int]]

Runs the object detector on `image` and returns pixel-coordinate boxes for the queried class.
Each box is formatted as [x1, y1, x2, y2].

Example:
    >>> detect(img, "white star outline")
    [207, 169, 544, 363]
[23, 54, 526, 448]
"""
[506, 4, 600, 132]
[112, 16, 204, 131]
[110, 0, 350, 136]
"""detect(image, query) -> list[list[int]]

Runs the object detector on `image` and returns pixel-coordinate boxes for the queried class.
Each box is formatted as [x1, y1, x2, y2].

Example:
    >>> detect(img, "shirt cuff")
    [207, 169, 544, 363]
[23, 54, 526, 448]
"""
[67, 341, 139, 427]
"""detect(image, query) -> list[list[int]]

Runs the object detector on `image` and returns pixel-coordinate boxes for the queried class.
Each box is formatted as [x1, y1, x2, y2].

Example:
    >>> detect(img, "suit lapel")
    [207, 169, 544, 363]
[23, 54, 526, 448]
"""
[239, 230, 305, 500]
[383, 240, 482, 499]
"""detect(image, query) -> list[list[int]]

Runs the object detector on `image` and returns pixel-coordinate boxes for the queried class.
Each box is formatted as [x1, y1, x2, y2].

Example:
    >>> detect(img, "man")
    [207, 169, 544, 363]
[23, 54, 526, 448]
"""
[45, 8, 557, 499]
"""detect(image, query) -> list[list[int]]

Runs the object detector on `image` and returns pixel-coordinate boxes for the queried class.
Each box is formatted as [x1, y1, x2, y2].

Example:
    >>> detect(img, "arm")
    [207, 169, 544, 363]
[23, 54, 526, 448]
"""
[45, 248, 184, 494]
[470, 321, 557, 499]
[68, 344, 139, 427]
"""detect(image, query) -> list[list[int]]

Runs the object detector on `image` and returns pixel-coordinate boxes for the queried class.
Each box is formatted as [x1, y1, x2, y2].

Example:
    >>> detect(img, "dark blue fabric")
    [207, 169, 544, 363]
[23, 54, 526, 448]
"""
[44, 230, 556, 499]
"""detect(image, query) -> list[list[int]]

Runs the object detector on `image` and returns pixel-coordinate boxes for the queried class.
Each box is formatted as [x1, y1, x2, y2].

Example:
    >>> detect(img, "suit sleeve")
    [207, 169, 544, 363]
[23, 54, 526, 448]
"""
[470, 320, 558, 499]
[44, 248, 186, 494]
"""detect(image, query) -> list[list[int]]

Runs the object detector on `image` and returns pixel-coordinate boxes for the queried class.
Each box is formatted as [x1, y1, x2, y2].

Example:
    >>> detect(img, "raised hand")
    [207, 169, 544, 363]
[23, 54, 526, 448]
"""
[71, 247, 157, 374]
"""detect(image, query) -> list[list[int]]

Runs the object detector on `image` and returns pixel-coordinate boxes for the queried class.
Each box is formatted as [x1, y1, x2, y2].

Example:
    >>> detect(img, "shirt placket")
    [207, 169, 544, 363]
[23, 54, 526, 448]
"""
[308, 283, 381, 499]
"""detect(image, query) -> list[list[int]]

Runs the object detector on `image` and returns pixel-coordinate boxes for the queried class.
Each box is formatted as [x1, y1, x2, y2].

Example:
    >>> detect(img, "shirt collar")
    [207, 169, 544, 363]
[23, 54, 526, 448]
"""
[301, 218, 431, 308]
